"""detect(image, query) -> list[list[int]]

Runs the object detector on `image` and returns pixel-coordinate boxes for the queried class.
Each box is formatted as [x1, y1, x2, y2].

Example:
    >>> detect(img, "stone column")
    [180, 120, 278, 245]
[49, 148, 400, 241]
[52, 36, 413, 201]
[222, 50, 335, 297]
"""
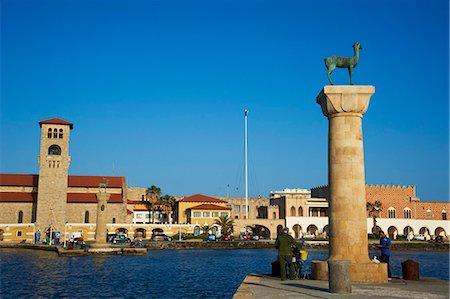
[90, 193, 111, 249]
[316, 85, 387, 283]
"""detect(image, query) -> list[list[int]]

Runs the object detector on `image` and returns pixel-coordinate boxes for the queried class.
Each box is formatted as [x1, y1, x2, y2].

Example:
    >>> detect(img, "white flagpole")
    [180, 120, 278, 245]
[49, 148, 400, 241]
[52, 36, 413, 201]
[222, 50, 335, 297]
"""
[244, 109, 249, 231]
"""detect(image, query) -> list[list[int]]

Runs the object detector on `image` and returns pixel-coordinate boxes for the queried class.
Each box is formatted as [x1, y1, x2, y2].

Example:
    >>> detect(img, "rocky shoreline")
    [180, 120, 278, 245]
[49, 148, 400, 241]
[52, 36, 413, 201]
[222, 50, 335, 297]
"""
[1, 240, 448, 252]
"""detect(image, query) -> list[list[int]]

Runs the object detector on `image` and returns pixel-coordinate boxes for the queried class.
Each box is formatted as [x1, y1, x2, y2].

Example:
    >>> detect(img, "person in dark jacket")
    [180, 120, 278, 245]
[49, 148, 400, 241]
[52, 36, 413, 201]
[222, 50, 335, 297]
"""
[275, 227, 301, 280]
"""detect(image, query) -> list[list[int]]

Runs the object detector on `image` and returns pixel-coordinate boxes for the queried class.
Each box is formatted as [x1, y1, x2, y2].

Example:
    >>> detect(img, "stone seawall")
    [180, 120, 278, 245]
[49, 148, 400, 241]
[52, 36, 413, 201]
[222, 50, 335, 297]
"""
[1, 240, 448, 251]
[145, 240, 276, 250]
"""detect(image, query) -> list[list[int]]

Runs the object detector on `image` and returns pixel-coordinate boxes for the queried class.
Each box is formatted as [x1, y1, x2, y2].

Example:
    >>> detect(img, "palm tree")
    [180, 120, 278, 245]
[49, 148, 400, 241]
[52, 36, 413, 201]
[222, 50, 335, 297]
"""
[366, 200, 382, 234]
[161, 195, 177, 223]
[146, 185, 161, 224]
[214, 215, 234, 235]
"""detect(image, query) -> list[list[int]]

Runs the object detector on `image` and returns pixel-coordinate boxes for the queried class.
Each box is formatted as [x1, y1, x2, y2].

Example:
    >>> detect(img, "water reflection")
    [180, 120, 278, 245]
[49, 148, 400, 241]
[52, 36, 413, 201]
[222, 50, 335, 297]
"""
[0, 248, 448, 299]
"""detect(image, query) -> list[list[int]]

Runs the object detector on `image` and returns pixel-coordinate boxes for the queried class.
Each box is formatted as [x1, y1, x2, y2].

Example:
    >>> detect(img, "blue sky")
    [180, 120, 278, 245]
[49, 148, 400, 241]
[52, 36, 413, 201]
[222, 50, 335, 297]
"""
[1, 0, 448, 201]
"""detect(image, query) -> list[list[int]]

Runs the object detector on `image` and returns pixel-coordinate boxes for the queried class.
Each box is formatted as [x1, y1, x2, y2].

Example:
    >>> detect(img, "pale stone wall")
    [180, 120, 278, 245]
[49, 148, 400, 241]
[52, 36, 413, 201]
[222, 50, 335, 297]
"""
[0, 202, 34, 223]
[0, 186, 37, 192]
[66, 203, 127, 224]
[127, 187, 147, 201]
[220, 197, 270, 220]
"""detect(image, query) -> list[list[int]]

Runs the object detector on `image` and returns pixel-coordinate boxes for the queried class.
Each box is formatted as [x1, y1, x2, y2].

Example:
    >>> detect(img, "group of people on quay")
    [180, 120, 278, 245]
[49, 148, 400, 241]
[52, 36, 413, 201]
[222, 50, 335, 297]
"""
[275, 227, 392, 281]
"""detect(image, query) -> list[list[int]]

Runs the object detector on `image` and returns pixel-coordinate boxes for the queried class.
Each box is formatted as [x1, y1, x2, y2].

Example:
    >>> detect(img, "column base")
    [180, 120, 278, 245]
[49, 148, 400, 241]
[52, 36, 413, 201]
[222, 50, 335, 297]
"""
[311, 260, 388, 283]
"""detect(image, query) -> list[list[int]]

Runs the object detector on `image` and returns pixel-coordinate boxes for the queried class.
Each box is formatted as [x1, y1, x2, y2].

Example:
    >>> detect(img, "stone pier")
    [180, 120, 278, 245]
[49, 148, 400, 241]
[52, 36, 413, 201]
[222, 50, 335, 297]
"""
[314, 85, 387, 283]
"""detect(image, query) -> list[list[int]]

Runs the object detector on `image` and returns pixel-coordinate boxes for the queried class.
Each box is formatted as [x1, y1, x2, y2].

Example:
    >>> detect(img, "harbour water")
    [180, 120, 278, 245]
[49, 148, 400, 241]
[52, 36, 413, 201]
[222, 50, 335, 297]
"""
[0, 248, 448, 298]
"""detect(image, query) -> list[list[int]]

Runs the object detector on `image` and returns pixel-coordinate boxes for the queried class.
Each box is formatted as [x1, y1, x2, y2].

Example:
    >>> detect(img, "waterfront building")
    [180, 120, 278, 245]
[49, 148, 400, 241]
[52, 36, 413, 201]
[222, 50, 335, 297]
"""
[0, 118, 195, 243]
[274, 185, 450, 239]
[217, 196, 284, 239]
[176, 194, 230, 226]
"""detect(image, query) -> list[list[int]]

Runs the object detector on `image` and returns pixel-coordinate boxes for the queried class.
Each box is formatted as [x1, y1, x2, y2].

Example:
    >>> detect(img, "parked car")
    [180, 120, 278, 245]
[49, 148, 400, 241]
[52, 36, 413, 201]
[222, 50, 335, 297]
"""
[239, 234, 259, 241]
[110, 234, 131, 244]
[221, 234, 234, 241]
[414, 234, 426, 241]
[152, 233, 173, 241]
[73, 237, 86, 248]
[207, 234, 216, 241]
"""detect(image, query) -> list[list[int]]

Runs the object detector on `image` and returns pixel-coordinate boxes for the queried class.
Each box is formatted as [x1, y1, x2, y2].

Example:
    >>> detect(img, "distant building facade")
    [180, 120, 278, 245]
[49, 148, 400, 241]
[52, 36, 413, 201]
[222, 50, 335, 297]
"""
[278, 185, 450, 239]
[0, 118, 194, 243]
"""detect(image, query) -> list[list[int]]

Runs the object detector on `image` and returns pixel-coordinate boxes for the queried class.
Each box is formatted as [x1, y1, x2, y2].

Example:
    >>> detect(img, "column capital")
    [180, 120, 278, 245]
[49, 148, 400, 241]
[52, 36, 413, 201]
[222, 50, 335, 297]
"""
[317, 85, 375, 118]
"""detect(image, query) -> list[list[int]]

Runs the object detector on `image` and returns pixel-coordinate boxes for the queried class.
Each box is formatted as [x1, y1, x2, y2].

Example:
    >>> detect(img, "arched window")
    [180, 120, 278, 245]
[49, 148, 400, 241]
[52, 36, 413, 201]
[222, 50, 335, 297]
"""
[48, 145, 61, 155]
[272, 212, 277, 220]
[84, 211, 89, 223]
[298, 207, 303, 216]
[112, 218, 116, 224]
[388, 207, 396, 218]
[426, 209, 432, 219]
[442, 210, 447, 220]
[403, 208, 412, 219]
[18, 211, 23, 223]
[290, 206, 296, 216]
[53, 128, 58, 138]
[47, 128, 52, 138]
[59, 129, 63, 138]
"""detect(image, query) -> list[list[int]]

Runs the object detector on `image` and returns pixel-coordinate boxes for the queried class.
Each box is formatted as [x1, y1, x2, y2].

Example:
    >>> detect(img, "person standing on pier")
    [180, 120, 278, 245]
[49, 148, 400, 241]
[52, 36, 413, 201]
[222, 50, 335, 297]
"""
[275, 227, 301, 280]
[376, 231, 392, 279]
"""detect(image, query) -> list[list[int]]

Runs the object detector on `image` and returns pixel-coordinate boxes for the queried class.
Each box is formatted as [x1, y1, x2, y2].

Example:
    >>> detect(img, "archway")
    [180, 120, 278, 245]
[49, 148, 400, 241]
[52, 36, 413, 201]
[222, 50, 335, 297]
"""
[254, 225, 270, 239]
[403, 226, 413, 236]
[419, 227, 430, 235]
[276, 225, 283, 235]
[193, 226, 201, 236]
[307, 224, 318, 236]
[323, 225, 329, 236]
[115, 228, 128, 235]
[388, 226, 398, 240]
[211, 225, 218, 235]
[134, 228, 147, 239]
[298, 207, 303, 216]
[371, 225, 382, 234]
[435, 227, 446, 236]
[292, 224, 302, 239]
[152, 228, 163, 235]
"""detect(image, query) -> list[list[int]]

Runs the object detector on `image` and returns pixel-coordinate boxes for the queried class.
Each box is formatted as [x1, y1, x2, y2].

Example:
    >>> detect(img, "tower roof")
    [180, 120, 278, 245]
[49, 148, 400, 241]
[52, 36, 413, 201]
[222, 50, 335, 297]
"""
[39, 118, 73, 129]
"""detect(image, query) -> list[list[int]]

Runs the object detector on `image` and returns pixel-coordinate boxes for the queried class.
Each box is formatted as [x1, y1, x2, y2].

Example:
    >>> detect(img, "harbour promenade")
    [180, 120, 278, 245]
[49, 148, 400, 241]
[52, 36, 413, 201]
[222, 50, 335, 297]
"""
[233, 273, 449, 299]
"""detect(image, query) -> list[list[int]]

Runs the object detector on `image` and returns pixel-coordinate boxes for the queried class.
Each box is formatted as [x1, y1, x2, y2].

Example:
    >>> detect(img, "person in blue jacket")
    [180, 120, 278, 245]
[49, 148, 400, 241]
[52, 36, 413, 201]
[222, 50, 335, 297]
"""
[376, 231, 392, 279]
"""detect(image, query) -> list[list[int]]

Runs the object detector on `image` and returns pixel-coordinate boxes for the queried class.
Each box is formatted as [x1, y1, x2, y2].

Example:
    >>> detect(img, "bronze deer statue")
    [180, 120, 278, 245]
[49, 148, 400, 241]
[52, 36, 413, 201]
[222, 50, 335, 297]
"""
[325, 42, 362, 85]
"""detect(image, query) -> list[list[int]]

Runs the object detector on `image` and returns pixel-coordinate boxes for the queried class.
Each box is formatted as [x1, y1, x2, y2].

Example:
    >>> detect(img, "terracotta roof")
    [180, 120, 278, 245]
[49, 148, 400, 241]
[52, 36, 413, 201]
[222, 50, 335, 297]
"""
[0, 192, 37, 202]
[39, 118, 74, 129]
[179, 194, 227, 203]
[68, 176, 124, 188]
[0, 174, 38, 187]
[67, 193, 124, 203]
[189, 204, 230, 211]
[0, 174, 124, 189]
[127, 200, 147, 204]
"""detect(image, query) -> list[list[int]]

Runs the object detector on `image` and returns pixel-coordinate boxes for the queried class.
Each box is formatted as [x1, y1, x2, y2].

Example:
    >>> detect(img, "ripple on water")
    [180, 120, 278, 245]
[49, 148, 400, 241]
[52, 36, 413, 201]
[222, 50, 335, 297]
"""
[0, 248, 447, 298]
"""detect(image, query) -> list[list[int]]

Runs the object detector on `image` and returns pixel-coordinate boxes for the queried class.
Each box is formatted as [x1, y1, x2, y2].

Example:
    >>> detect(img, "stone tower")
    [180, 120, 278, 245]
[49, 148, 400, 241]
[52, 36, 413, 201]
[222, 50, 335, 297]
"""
[36, 118, 73, 240]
